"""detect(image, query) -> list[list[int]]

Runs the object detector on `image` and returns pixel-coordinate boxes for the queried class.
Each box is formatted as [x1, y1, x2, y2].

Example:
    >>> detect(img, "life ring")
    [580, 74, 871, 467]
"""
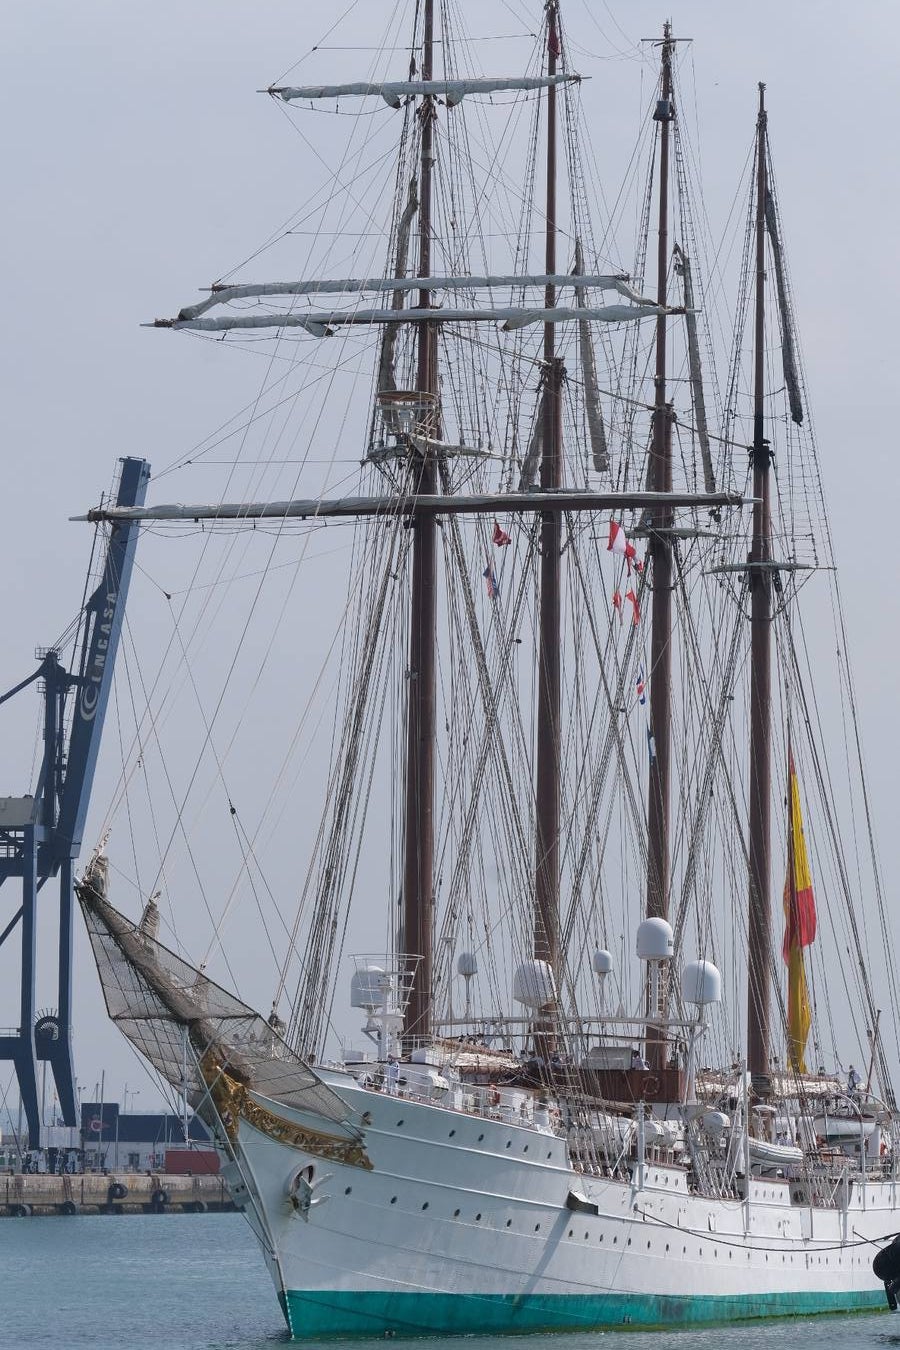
[107, 1181, 128, 1202]
[643, 1075, 661, 1098]
[489, 1087, 501, 1107]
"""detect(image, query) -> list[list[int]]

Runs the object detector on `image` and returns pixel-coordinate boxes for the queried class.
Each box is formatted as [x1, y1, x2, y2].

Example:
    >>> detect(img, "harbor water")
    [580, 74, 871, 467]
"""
[0, 1212, 897, 1350]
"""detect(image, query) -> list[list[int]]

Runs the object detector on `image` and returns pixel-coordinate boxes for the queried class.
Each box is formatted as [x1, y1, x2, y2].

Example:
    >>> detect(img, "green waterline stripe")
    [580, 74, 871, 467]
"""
[280, 1285, 886, 1339]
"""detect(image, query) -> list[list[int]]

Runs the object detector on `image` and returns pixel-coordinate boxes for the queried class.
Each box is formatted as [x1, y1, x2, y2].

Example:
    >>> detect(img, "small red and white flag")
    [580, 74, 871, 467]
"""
[625, 588, 640, 626]
[492, 520, 511, 547]
[612, 589, 623, 623]
[607, 520, 643, 575]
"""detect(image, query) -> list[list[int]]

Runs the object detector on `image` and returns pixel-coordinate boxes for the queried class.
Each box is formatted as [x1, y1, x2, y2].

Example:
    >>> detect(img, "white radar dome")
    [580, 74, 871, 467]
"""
[681, 959, 722, 1006]
[592, 949, 613, 976]
[457, 951, 478, 978]
[350, 965, 386, 1010]
[636, 918, 674, 961]
[513, 959, 557, 1010]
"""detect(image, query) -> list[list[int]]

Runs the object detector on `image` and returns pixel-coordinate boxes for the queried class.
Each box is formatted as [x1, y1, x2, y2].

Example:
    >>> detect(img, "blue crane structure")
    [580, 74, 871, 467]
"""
[0, 457, 150, 1146]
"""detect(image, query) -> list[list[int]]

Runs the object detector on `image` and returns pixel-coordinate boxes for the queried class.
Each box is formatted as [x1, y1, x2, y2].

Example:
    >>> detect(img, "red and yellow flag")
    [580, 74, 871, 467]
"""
[783, 752, 817, 1072]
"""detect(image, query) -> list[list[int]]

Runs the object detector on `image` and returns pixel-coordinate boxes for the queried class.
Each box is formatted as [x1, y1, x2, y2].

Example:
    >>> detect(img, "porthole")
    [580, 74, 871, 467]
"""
[453, 1208, 460, 1217]
[422, 1202, 429, 1211]
[475, 1213, 482, 1221]
[584, 1231, 589, 1240]
[568, 1229, 574, 1237]
[524, 1145, 529, 1153]
[449, 1129, 455, 1138]
[647, 1241, 651, 1250]
[478, 1133, 484, 1142]
[613, 1236, 618, 1245]
[344, 1186, 352, 1195]
[506, 1141, 512, 1149]
[534, 1223, 541, 1232]
[390, 1196, 397, 1205]
[627, 1238, 631, 1247]
[397, 1120, 404, 1127]
[506, 1219, 512, 1228]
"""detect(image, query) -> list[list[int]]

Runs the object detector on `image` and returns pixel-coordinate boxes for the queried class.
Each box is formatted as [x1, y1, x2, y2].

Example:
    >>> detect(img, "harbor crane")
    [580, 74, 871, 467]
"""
[0, 457, 149, 1146]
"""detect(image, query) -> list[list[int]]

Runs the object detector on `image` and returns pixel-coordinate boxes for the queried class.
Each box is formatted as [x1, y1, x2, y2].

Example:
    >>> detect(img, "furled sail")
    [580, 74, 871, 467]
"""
[80, 488, 744, 526]
[764, 189, 804, 425]
[573, 240, 609, 474]
[518, 387, 548, 490]
[160, 304, 665, 337]
[269, 75, 580, 108]
[378, 175, 419, 394]
[673, 243, 715, 493]
[175, 274, 648, 324]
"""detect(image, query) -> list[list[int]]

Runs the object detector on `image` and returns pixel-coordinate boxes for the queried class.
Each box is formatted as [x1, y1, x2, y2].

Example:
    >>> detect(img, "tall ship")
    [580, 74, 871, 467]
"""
[76, 1, 900, 1337]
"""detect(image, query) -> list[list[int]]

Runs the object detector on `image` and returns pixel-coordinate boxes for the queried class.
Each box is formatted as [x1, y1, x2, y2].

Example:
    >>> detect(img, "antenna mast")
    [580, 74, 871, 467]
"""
[644, 23, 675, 1069]
[534, 0, 564, 995]
[746, 83, 773, 1095]
[402, 0, 437, 1044]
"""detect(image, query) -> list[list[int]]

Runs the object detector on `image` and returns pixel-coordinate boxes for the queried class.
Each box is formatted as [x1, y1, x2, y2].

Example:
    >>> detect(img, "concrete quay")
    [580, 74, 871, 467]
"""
[1, 1172, 236, 1216]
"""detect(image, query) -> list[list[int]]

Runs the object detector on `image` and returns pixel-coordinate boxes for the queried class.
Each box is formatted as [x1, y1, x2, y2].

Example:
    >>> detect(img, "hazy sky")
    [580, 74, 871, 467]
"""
[2, 0, 897, 1119]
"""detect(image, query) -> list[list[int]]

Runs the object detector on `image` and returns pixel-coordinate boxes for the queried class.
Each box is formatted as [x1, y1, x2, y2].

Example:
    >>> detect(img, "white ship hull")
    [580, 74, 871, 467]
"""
[224, 1073, 893, 1338]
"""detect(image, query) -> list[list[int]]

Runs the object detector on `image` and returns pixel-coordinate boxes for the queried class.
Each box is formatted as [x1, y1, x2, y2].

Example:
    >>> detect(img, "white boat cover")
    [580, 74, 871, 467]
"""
[270, 75, 580, 109]
[748, 1137, 805, 1167]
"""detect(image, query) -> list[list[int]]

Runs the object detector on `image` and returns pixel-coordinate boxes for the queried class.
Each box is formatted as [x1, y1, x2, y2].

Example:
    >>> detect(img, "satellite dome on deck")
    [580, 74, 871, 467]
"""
[592, 949, 613, 976]
[636, 917, 674, 961]
[681, 959, 722, 1005]
[513, 959, 557, 1010]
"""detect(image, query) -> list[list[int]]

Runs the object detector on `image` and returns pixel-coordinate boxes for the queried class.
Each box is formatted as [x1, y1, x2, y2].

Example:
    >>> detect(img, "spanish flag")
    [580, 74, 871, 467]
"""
[783, 752, 817, 1072]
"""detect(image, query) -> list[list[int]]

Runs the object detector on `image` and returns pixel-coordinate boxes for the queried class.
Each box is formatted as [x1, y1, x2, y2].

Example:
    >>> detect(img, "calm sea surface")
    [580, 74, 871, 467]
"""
[0, 1213, 897, 1350]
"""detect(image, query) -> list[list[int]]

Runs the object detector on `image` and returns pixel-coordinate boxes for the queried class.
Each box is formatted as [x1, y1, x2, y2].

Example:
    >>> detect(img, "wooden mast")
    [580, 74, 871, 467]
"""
[644, 24, 675, 1069]
[534, 0, 563, 993]
[402, 0, 437, 1045]
[746, 83, 773, 1094]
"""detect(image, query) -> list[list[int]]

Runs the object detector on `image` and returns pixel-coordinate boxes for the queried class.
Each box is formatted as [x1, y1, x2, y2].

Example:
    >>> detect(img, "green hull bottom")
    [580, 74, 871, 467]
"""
[279, 1284, 885, 1339]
